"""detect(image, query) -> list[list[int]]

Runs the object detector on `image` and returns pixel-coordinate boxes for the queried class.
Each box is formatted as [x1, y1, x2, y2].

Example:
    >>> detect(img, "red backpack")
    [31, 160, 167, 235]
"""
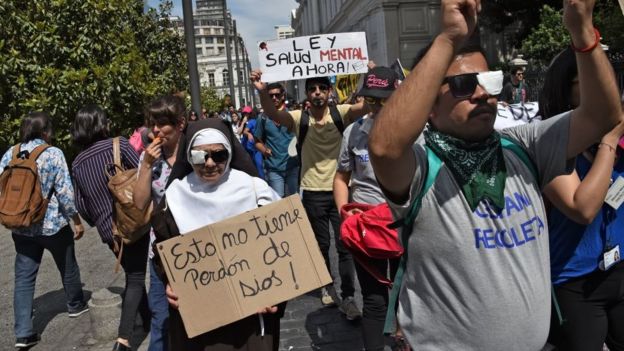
[340, 202, 403, 286]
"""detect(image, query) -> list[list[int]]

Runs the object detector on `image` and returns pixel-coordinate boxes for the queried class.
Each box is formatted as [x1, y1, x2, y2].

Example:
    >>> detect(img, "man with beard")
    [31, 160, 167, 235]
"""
[369, 0, 621, 349]
[250, 71, 368, 320]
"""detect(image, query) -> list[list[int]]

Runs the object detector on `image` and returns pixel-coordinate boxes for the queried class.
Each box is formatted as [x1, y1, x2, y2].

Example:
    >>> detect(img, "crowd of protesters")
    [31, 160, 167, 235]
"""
[1, 0, 623, 350]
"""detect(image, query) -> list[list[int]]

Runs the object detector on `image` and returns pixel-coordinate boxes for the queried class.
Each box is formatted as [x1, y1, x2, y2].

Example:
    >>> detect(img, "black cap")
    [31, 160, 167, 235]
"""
[305, 76, 332, 90]
[357, 67, 399, 99]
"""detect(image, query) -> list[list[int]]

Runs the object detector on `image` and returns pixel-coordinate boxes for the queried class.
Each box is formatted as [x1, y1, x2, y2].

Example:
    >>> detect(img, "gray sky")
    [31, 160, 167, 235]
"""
[147, 0, 299, 68]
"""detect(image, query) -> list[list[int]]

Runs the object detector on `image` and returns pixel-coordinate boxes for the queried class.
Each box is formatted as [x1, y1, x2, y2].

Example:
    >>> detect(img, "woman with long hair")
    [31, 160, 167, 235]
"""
[0, 112, 87, 349]
[71, 105, 150, 351]
[541, 47, 624, 351]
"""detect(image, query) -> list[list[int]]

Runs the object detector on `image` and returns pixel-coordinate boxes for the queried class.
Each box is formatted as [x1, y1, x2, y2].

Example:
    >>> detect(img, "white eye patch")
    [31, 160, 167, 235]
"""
[477, 70, 504, 96]
[190, 150, 207, 164]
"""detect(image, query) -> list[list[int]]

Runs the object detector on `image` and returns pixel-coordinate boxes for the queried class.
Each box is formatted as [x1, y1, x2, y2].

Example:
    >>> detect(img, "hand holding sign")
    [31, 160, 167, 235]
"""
[250, 69, 267, 92]
[439, 0, 480, 49]
[157, 195, 331, 338]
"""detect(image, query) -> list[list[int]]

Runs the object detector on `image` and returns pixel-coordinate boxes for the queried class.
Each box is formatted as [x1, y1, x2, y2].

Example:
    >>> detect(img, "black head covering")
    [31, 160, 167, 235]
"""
[166, 118, 258, 187]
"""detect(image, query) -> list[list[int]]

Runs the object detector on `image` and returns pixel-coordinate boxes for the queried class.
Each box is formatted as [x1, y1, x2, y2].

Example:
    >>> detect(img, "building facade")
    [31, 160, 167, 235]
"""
[173, 0, 253, 109]
[275, 25, 295, 40]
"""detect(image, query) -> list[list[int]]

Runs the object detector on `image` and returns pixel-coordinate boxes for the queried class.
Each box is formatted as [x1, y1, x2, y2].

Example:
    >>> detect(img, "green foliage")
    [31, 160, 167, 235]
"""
[200, 86, 223, 114]
[595, 0, 624, 50]
[480, 0, 560, 47]
[520, 5, 570, 68]
[0, 0, 188, 157]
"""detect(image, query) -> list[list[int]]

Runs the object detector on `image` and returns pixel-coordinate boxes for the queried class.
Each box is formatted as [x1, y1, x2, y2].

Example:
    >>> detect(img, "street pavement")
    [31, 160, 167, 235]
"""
[0, 224, 396, 351]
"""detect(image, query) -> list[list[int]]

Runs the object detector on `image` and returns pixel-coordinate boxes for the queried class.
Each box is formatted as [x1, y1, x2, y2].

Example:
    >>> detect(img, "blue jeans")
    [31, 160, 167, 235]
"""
[266, 167, 299, 197]
[148, 258, 169, 351]
[13, 226, 85, 338]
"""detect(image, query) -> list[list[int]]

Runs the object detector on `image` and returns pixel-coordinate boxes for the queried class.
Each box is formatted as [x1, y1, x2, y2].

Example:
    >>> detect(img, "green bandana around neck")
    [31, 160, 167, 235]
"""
[424, 128, 507, 211]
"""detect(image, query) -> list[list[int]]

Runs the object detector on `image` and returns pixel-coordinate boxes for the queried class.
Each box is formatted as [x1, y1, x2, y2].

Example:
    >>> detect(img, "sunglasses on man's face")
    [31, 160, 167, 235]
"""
[364, 97, 386, 106]
[307, 84, 329, 93]
[442, 71, 503, 99]
[190, 149, 229, 165]
[269, 93, 283, 99]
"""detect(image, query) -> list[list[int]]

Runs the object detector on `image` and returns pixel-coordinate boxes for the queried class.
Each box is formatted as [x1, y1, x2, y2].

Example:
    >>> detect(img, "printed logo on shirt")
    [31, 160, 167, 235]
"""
[472, 192, 545, 250]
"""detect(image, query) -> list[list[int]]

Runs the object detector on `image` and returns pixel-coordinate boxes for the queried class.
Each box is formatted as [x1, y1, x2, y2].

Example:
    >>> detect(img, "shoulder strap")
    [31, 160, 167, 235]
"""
[329, 105, 345, 135]
[384, 145, 443, 334]
[28, 144, 51, 161]
[11, 144, 21, 159]
[297, 110, 310, 156]
[113, 137, 121, 169]
[500, 136, 538, 181]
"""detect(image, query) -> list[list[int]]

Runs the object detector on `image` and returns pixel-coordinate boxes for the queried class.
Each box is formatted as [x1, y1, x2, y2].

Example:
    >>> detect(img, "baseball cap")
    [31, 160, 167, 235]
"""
[357, 67, 399, 99]
[305, 76, 332, 90]
[242, 106, 252, 114]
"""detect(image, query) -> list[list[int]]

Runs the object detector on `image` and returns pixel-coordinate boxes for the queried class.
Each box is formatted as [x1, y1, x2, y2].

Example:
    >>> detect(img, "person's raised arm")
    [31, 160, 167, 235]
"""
[545, 120, 624, 224]
[565, 0, 621, 158]
[250, 70, 294, 131]
[369, 0, 479, 203]
[344, 99, 370, 126]
[133, 140, 162, 211]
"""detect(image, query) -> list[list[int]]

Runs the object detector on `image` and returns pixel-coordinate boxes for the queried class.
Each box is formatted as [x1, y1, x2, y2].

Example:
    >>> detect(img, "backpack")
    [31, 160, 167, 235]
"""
[106, 137, 152, 248]
[339, 202, 403, 286]
[0, 144, 53, 229]
[383, 136, 539, 333]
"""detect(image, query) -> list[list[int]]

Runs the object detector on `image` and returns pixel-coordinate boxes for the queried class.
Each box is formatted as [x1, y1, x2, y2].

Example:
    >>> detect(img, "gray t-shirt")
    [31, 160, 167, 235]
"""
[337, 117, 386, 205]
[389, 112, 573, 351]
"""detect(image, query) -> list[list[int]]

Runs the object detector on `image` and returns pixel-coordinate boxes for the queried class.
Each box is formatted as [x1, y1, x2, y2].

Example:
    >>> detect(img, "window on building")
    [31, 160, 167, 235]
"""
[208, 73, 215, 87]
[222, 70, 230, 86]
[205, 37, 214, 44]
[194, 29, 200, 35]
[195, 38, 202, 45]
[217, 37, 225, 44]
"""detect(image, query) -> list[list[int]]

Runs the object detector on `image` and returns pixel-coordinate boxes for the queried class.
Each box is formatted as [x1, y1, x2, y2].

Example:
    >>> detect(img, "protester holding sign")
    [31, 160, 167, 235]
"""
[539, 47, 624, 351]
[156, 118, 284, 350]
[368, 0, 621, 349]
[333, 66, 404, 350]
[251, 68, 368, 320]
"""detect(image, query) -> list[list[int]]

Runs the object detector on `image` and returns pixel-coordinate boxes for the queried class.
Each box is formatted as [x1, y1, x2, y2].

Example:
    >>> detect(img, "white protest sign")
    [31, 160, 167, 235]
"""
[258, 32, 369, 82]
[494, 102, 541, 130]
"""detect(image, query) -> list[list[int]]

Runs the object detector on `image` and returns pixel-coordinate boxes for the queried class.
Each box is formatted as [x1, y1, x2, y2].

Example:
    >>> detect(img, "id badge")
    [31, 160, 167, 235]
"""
[605, 177, 624, 210]
[601, 245, 621, 271]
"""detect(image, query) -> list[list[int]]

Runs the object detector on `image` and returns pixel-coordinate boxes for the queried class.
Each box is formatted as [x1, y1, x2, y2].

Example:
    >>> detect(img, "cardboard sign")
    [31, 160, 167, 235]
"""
[156, 195, 332, 338]
[258, 32, 369, 82]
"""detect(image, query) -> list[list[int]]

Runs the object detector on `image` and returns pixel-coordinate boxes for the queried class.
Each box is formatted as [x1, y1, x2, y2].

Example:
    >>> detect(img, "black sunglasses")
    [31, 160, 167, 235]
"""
[269, 93, 283, 99]
[192, 149, 229, 164]
[307, 84, 329, 93]
[442, 73, 482, 98]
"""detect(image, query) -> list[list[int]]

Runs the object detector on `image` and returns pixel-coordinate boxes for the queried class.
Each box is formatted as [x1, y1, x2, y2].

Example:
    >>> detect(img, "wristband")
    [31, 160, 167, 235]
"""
[598, 142, 616, 153]
[571, 28, 600, 53]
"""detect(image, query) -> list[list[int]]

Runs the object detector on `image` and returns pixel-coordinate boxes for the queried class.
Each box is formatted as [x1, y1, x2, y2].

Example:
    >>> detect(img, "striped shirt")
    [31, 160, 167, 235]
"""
[0, 139, 78, 236]
[72, 137, 139, 244]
